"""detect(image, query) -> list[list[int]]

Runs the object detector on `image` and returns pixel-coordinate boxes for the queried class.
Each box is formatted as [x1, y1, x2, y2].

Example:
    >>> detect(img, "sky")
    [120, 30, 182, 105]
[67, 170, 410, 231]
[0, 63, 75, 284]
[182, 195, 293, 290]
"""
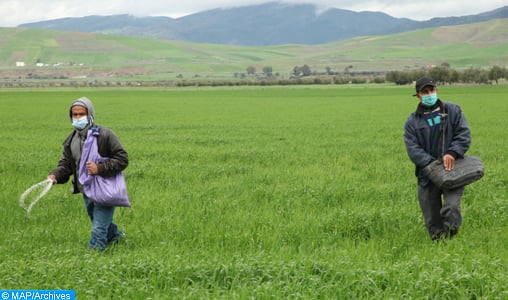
[0, 0, 507, 27]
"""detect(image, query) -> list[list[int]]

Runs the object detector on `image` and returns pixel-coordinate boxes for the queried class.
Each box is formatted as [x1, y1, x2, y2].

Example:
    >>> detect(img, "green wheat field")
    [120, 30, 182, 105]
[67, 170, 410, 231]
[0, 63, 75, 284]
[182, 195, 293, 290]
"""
[1, 85, 507, 299]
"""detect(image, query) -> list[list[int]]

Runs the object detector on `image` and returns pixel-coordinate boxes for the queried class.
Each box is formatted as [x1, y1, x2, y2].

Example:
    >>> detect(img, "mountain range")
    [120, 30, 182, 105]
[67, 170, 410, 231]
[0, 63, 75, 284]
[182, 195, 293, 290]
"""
[18, 2, 508, 46]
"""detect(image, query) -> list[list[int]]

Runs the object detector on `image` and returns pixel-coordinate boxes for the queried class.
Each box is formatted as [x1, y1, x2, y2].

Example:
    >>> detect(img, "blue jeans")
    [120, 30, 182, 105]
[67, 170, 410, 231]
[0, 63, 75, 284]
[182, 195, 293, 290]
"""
[84, 195, 123, 251]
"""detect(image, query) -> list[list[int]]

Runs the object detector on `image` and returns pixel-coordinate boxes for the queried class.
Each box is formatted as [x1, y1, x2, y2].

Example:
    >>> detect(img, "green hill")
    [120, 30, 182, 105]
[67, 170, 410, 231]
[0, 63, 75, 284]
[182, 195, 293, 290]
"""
[1, 18, 507, 80]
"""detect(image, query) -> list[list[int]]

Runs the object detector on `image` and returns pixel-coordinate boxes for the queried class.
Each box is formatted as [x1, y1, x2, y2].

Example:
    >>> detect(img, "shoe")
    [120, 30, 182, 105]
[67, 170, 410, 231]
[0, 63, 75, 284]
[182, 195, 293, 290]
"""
[109, 231, 126, 244]
[431, 231, 446, 241]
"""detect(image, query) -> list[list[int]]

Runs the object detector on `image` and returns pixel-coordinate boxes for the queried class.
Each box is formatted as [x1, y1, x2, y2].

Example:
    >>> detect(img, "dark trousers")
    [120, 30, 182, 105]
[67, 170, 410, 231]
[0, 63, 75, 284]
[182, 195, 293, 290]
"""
[418, 182, 464, 240]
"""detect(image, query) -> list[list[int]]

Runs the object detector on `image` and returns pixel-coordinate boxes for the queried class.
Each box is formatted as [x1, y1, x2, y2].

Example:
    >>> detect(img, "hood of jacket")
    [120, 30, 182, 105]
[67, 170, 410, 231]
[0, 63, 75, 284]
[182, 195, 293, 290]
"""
[69, 96, 95, 124]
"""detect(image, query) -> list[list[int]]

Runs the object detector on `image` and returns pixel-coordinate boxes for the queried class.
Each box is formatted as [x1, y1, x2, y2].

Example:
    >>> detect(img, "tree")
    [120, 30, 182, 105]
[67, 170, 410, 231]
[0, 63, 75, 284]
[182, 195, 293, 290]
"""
[246, 66, 256, 75]
[292, 65, 312, 76]
[262, 66, 273, 77]
[429, 66, 451, 84]
[301, 64, 312, 76]
[488, 65, 506, 84]
[293, 66, 301, 76]
[386, 70, 412, 85]
[461, 68, 489, 84]
[450, 69, 460, 83]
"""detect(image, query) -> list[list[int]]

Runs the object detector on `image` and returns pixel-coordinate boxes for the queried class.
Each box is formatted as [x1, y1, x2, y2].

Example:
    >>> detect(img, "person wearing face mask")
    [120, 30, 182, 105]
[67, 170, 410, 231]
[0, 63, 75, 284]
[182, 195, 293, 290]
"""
[48, 97, 128, 251]
[403, 77, 471, 241]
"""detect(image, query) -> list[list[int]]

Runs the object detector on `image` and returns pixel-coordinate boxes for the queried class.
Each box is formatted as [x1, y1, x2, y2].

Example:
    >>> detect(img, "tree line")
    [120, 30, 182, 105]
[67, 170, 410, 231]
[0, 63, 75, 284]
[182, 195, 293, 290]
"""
[386, 65, 507, 85]
[241, 64, 507, 85]
[1, 65, 506, 89]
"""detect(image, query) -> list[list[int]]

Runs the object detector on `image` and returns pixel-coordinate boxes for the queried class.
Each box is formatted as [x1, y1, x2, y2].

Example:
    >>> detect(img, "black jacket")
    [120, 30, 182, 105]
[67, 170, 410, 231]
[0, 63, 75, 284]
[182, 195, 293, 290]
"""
[404, 100, 471, 186]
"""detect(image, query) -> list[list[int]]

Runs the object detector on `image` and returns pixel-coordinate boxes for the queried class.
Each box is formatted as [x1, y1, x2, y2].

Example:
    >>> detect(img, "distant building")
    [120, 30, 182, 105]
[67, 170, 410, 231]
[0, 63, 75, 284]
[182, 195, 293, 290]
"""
[16, 61, 25, 67]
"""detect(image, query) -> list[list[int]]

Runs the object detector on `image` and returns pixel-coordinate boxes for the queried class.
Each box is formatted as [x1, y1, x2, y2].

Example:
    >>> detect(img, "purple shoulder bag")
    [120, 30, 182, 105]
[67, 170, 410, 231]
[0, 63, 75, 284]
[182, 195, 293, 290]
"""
[78, 127, 131, 207]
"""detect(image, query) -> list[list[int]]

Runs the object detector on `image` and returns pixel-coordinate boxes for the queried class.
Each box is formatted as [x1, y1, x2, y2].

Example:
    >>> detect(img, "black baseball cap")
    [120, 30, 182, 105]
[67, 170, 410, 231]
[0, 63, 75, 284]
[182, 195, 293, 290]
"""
[413, 77, 436, 96]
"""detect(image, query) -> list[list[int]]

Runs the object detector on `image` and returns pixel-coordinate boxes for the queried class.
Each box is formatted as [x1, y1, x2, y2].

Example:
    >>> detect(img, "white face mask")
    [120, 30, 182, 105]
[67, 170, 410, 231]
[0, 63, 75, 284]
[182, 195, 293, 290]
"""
[72, 116, 88, 130]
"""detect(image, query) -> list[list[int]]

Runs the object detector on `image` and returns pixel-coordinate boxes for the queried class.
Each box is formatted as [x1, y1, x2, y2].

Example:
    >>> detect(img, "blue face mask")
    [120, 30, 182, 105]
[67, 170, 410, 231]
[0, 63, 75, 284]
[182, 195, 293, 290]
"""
[72, 116, 88, 130]
[421, 93, 438, 107]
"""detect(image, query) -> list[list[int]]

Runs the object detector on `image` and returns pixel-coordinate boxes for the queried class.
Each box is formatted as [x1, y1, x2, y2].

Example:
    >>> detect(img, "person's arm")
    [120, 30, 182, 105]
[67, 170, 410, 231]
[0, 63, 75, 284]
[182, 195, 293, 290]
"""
[447, 104, 471, 158]
[404, 117, 434, 168]
[443, 104, 471, 170]
[48, 135, 74, 184]
[96, 127, 129, 176]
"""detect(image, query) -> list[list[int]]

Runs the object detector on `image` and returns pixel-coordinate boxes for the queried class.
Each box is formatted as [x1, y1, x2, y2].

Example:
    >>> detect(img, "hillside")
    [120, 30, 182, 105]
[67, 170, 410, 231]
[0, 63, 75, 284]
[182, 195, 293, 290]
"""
[1, 19, 507, 81]
[17, 2, 508, 46]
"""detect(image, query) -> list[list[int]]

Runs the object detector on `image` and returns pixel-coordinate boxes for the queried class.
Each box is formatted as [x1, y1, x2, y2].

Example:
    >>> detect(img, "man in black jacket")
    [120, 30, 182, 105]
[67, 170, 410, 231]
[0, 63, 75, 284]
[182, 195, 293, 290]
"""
[404, 77, 471, 240]
[48, 97, 128, 251]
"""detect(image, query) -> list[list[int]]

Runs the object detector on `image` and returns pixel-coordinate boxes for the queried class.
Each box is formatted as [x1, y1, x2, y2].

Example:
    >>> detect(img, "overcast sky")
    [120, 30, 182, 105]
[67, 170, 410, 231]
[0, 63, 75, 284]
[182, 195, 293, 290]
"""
[1, 0, 507, 27]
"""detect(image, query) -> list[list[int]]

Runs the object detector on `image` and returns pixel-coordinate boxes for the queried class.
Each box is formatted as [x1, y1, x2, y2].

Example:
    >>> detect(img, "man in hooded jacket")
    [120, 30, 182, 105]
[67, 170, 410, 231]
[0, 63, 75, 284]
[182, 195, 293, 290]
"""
[48, 97, 128, 251]
[404, 77, 471, 240]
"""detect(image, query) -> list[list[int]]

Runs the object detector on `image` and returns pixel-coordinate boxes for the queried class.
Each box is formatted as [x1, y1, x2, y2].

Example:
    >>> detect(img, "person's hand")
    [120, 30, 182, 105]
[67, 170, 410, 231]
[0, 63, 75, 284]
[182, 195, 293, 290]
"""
[86, 161, 99, 175]
[443, 154, 455, 171]
[47, 174, 57, 184]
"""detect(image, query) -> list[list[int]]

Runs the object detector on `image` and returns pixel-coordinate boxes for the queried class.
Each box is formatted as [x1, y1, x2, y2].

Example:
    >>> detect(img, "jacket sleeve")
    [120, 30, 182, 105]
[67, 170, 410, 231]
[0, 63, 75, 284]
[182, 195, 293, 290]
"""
[404, 115, 434, 168]
[96, 127, 128, 177]
[445, 104, 471, 158]
[49, 133, 75, 184]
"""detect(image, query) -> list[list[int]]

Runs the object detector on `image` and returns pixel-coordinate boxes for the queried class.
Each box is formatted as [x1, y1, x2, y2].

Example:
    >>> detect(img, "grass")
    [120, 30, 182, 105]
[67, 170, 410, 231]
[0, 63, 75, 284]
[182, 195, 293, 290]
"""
[0, 85, 507, 298]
